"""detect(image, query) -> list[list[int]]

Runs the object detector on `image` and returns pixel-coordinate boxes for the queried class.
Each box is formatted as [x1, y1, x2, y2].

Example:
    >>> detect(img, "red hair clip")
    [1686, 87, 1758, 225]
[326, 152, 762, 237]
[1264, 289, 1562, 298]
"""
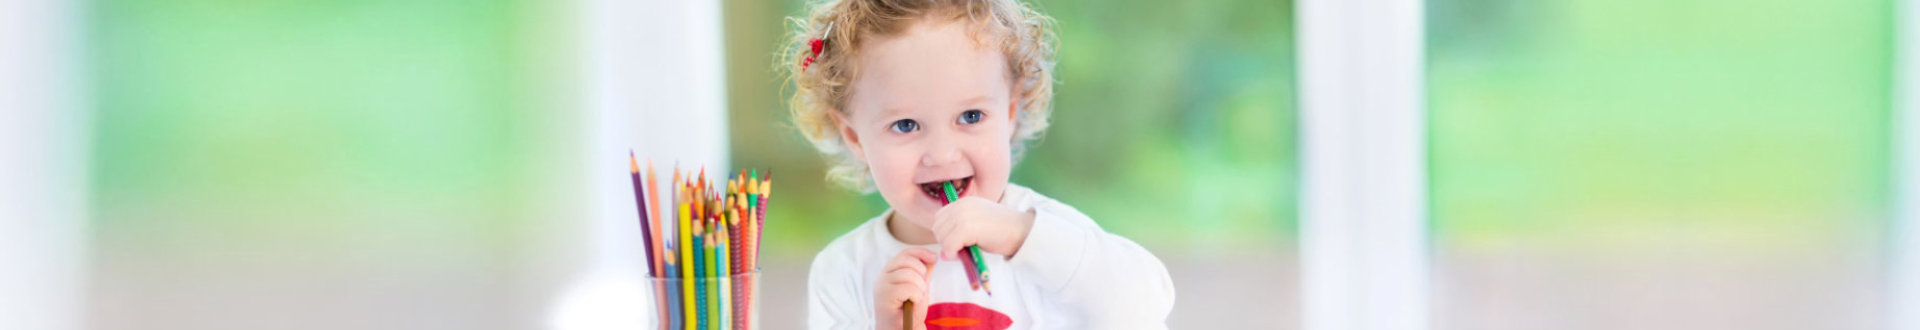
[802, 23, 834, 72]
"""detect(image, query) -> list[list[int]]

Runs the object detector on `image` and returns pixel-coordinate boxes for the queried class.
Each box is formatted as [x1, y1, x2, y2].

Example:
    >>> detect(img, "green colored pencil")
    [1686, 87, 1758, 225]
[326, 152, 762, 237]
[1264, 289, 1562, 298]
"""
[943, 182, 991, 295]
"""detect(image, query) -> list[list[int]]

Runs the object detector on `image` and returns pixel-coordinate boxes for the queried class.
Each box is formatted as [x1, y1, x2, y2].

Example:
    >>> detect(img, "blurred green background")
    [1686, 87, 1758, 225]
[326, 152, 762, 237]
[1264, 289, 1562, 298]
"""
[1429, 0, 1891, 328]
[86, 0, 576, 328]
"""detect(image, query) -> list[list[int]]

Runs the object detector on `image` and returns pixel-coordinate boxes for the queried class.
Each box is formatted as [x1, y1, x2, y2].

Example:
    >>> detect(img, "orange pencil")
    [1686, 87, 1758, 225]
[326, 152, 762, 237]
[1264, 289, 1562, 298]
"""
[693, 170, 706, 223]
[648, 161, 663, 268]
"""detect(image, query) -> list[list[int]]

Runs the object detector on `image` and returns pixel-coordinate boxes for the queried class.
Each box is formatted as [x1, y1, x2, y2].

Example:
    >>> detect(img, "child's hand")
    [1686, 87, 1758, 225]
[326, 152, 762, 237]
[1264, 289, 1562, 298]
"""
[875, 247, 936, 330]
[932, 196, 1037, 260]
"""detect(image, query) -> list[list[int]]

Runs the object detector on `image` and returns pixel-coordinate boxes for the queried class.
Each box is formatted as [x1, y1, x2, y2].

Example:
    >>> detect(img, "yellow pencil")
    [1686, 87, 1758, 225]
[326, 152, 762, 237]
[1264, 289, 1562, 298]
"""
[680, 184, 696, 330]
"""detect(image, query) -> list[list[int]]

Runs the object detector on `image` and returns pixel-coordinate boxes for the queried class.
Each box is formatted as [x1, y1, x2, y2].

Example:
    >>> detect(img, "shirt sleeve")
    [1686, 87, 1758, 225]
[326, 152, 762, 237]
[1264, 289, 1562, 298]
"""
[1007, 203, 1177, 329]
[808, 248, 873, 330]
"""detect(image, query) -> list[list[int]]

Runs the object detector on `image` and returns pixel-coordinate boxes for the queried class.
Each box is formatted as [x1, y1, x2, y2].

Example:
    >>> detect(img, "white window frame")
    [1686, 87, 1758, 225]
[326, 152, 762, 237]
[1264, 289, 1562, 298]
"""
[1295, 0, 1430, 330]
[1892, 0, 1920, 328]
[0, 0, 87, 329]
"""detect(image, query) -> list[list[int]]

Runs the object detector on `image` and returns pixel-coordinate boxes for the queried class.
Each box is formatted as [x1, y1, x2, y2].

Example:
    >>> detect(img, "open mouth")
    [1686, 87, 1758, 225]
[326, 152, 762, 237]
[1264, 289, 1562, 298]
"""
[917, 176, 973, 205]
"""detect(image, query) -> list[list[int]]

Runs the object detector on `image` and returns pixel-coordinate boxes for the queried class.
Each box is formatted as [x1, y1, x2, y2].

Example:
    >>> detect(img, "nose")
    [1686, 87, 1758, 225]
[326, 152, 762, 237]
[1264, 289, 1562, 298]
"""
[919, 130, 963, 168]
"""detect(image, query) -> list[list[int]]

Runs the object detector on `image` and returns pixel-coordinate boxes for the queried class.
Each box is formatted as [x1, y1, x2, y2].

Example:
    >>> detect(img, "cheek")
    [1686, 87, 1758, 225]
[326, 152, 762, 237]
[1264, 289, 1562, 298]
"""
[865, 146, 915, 184]
[966, 127, 1017, 193]
[990, 115, 1017, 137]
[865, 144, 925, 200]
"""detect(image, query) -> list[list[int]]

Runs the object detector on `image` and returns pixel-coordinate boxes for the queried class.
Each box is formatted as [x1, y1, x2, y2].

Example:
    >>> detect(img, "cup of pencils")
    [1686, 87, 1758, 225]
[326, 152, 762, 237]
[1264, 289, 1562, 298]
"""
[630, 153, 772, 330]
[650, 272, 760, 330]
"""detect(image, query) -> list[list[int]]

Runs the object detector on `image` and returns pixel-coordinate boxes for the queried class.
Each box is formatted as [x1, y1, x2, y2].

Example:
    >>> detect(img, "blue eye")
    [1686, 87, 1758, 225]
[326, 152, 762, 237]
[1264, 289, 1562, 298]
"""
[959, 110, 985, 125]
[889, 119, 919, 133]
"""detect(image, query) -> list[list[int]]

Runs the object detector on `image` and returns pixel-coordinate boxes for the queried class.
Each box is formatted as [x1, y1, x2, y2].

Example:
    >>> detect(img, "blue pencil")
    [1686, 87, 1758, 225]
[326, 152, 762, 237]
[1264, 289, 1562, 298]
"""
[698, 229, 714, 330]
[664, 245, 681, 330]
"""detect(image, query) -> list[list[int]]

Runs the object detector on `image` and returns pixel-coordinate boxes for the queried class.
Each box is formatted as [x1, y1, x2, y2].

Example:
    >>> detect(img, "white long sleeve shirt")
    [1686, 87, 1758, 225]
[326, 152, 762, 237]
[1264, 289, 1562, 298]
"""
[807, 184, 1175, 330]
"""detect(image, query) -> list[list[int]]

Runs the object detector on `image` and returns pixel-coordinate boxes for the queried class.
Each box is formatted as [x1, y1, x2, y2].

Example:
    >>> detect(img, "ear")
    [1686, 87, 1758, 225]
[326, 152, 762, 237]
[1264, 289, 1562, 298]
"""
[832, 111, 868, 163]
[1006, 98, 1020, 141]
[1007, 98, 1018, 124]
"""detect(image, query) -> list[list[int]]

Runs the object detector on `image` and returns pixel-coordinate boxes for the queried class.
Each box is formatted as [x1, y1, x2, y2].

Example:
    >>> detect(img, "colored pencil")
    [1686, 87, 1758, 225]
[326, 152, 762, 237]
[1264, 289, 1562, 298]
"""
[648, 160, 664, 276]
[756, 174, 769, 270]
[664, 245, 681, 330]
[631, 153, 669, 330]
[680, 182, 697, 330]
[741, 173, 758, 330]
[960, 247, 983, 291]
[705, 223, 720, 330]
[902, 301, 915, 330]
[729, 219, 743, 329]
[696, 215, 709, 330]
[944, 182, 992, 295]
[728, 181, 742, 275]
[634, 162, 771, 329]
[631, 152, 659, 277]
[714, 216, 725, 330]
[744, 171, 757, 271]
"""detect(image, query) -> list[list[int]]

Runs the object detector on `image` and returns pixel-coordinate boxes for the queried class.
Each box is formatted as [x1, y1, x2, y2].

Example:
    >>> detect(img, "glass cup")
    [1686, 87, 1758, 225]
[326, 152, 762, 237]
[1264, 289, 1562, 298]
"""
[649, 270, 760, 330]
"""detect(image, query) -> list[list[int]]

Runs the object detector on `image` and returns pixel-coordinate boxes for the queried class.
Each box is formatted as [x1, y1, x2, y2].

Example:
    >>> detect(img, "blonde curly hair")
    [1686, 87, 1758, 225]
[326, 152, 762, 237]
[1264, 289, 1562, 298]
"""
[779, 0, 1058, 192]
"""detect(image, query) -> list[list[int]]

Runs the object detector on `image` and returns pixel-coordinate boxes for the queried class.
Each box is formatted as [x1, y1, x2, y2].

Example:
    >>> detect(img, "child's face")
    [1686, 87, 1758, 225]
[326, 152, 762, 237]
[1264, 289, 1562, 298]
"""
[838, 19, 1017, 230]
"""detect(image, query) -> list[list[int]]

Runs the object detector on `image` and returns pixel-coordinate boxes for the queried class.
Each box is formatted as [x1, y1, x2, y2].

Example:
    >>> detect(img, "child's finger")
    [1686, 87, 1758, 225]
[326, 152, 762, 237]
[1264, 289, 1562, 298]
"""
[880, 270, 927, 305]
[930, 206, 960, 237]
[884, 266, 926, 286]
[934, 222, 976, 260]
[900, 247, 939, 267]
[882, 268, 930, 328]
[911, 290, 930, 329]
[885, 257, 930, 280]
[930, 208, 972, 260]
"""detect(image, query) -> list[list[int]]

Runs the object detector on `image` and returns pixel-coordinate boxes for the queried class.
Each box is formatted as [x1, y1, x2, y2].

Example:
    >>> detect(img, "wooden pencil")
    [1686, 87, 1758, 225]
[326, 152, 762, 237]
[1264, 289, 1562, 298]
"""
[705, 222, 719, 330]
[902, 301, 915, 330]
[737, 173, 755, 330]
[759, 175, 770, 268]
[943, 182, 992, 295]
[647, 160, 664, 277]
[680, 181, 697, 330]
[714, 216, 725, 330]
[633, 165, 774, 329]
[631, 152, 659, 278]
[664, 246, 680, 330]
[698, 216, 714, 330]
[745, 171, 758, 271]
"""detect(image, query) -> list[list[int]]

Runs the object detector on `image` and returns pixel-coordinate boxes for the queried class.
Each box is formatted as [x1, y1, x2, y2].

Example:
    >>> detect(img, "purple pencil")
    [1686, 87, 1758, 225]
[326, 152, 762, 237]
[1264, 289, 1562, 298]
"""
[630, 151, 658, 277]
